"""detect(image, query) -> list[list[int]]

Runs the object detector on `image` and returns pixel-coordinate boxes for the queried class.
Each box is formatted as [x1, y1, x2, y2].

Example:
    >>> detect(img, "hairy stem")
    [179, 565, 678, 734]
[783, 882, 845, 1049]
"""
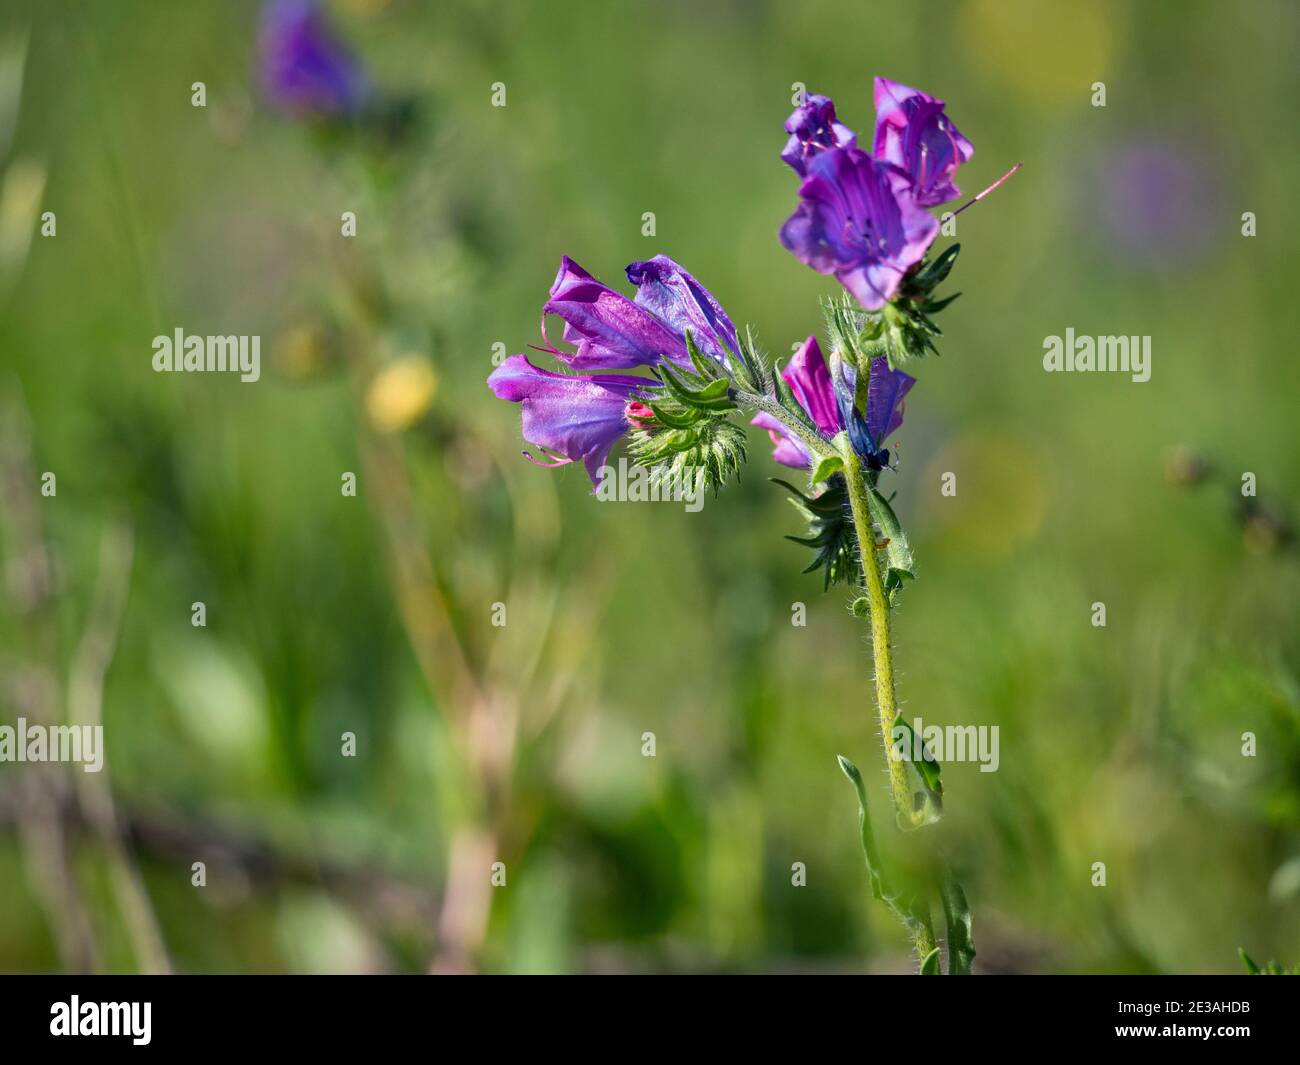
[840, 443, 917, 828]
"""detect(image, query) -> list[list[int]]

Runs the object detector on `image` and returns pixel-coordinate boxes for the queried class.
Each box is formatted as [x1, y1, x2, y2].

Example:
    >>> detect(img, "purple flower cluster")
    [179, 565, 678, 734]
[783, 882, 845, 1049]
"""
[490, 77, 969, 483]
[488, 256, 738, 484]
[780, 78, 972, 309]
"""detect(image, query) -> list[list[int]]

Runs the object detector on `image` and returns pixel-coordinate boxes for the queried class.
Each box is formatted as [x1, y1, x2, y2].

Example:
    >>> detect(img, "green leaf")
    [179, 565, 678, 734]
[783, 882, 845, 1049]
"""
[838, 754, 937, 965]
[941, 873, 976, 975]
[865, 482, 915, 602]
[892, 716, 943, 799]
[920, 948, 942, 975]
[1238, 947, 1299, 974]
[836, 755, 885, 901]
[810, 453, 844, 486]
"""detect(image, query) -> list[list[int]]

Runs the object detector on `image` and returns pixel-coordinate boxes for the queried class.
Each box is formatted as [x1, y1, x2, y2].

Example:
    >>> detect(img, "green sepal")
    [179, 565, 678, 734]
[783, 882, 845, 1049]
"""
[659, 363, 734, 410]
[909, 243, 960, 292]
[734, 326, 770, 394]
[683, 329, 719, 380]
[645, 401, 703, 430]
[772, 476, 856, 590]
[628, 414, 746, 494]
[820, 245, 962, 368]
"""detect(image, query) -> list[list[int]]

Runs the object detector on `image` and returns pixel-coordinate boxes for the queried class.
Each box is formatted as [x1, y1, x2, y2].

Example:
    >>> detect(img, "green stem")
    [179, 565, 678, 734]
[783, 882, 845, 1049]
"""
[739, 389, 835, 462]
[840, 442, 917, 829]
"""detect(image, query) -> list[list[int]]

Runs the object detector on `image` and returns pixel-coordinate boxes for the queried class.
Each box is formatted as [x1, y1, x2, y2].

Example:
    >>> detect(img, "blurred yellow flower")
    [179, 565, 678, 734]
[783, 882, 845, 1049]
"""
[0, 157, 45, 285]
[272, 323, 339, 379]
[921, 429, 1050, 559]
[366, 355, 438, 432]
[961, 0, 1118, 110]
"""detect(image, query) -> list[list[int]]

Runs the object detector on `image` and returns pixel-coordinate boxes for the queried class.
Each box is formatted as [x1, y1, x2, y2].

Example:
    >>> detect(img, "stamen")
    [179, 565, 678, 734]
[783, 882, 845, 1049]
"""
[952, 161, 1023, 217]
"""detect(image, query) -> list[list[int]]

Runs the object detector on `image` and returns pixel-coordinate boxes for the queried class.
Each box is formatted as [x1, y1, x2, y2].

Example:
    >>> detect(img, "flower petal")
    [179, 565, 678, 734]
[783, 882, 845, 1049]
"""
[872, 77, 973, 208]
[625, 255, 739, 365]
[751, 412, 811, 468]
[782, 336, 839, 437]
[864, 356, 915, 446]
[780, 147, 938, 309]
[781, 93, 857, 177]
[488, 354, 652, 485]
[542, 256, 687, 370]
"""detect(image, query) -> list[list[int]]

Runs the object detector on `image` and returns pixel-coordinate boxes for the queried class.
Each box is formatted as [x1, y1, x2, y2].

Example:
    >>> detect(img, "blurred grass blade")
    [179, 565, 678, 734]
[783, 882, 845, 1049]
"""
[941, 872, 976, 975]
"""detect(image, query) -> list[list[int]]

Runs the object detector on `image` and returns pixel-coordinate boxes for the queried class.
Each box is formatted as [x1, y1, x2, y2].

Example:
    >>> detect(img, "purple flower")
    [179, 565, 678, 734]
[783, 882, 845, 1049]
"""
[542, 256, 702, 371]
[487, 356, 649, 485]
[625, 255, 740, 364]
[258, 0, 369, 119]
[493, 254, 738, 485]
[752, 337, 914, 469]
[872, 77, 973, 208]
[781, 94, 857, 177]
[780, 147, 939, 309]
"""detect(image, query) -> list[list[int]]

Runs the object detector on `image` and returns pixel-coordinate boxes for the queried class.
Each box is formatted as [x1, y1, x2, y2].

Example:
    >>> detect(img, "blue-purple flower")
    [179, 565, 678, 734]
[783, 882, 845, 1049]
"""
[872, 77, 973, 209]
[258, 0, 369, 119]
[490, 255, 738, 484]
[486, 357, 650, 484]
[752, 336, 914, 470]
[780, 147, 939, 310]
[780, 78, 973, 309]
[781, 94, 857, 177]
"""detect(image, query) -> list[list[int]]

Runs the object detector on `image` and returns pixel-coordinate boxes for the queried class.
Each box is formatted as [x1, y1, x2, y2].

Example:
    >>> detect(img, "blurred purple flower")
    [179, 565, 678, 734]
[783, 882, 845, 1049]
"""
[259, 0, 369, 118]
[781, 94, 857, 177]
[491, 254, 737, 484]
[753, 336, 914, 469]
[1099, 140, 1220, 268]
[872, 77, 973, 208]
[780, 147, 939, 309]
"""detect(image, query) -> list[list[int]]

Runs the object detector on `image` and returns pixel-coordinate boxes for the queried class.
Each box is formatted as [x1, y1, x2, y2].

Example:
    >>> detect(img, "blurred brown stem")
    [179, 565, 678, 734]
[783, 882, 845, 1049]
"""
[69, 519, 172, 974]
